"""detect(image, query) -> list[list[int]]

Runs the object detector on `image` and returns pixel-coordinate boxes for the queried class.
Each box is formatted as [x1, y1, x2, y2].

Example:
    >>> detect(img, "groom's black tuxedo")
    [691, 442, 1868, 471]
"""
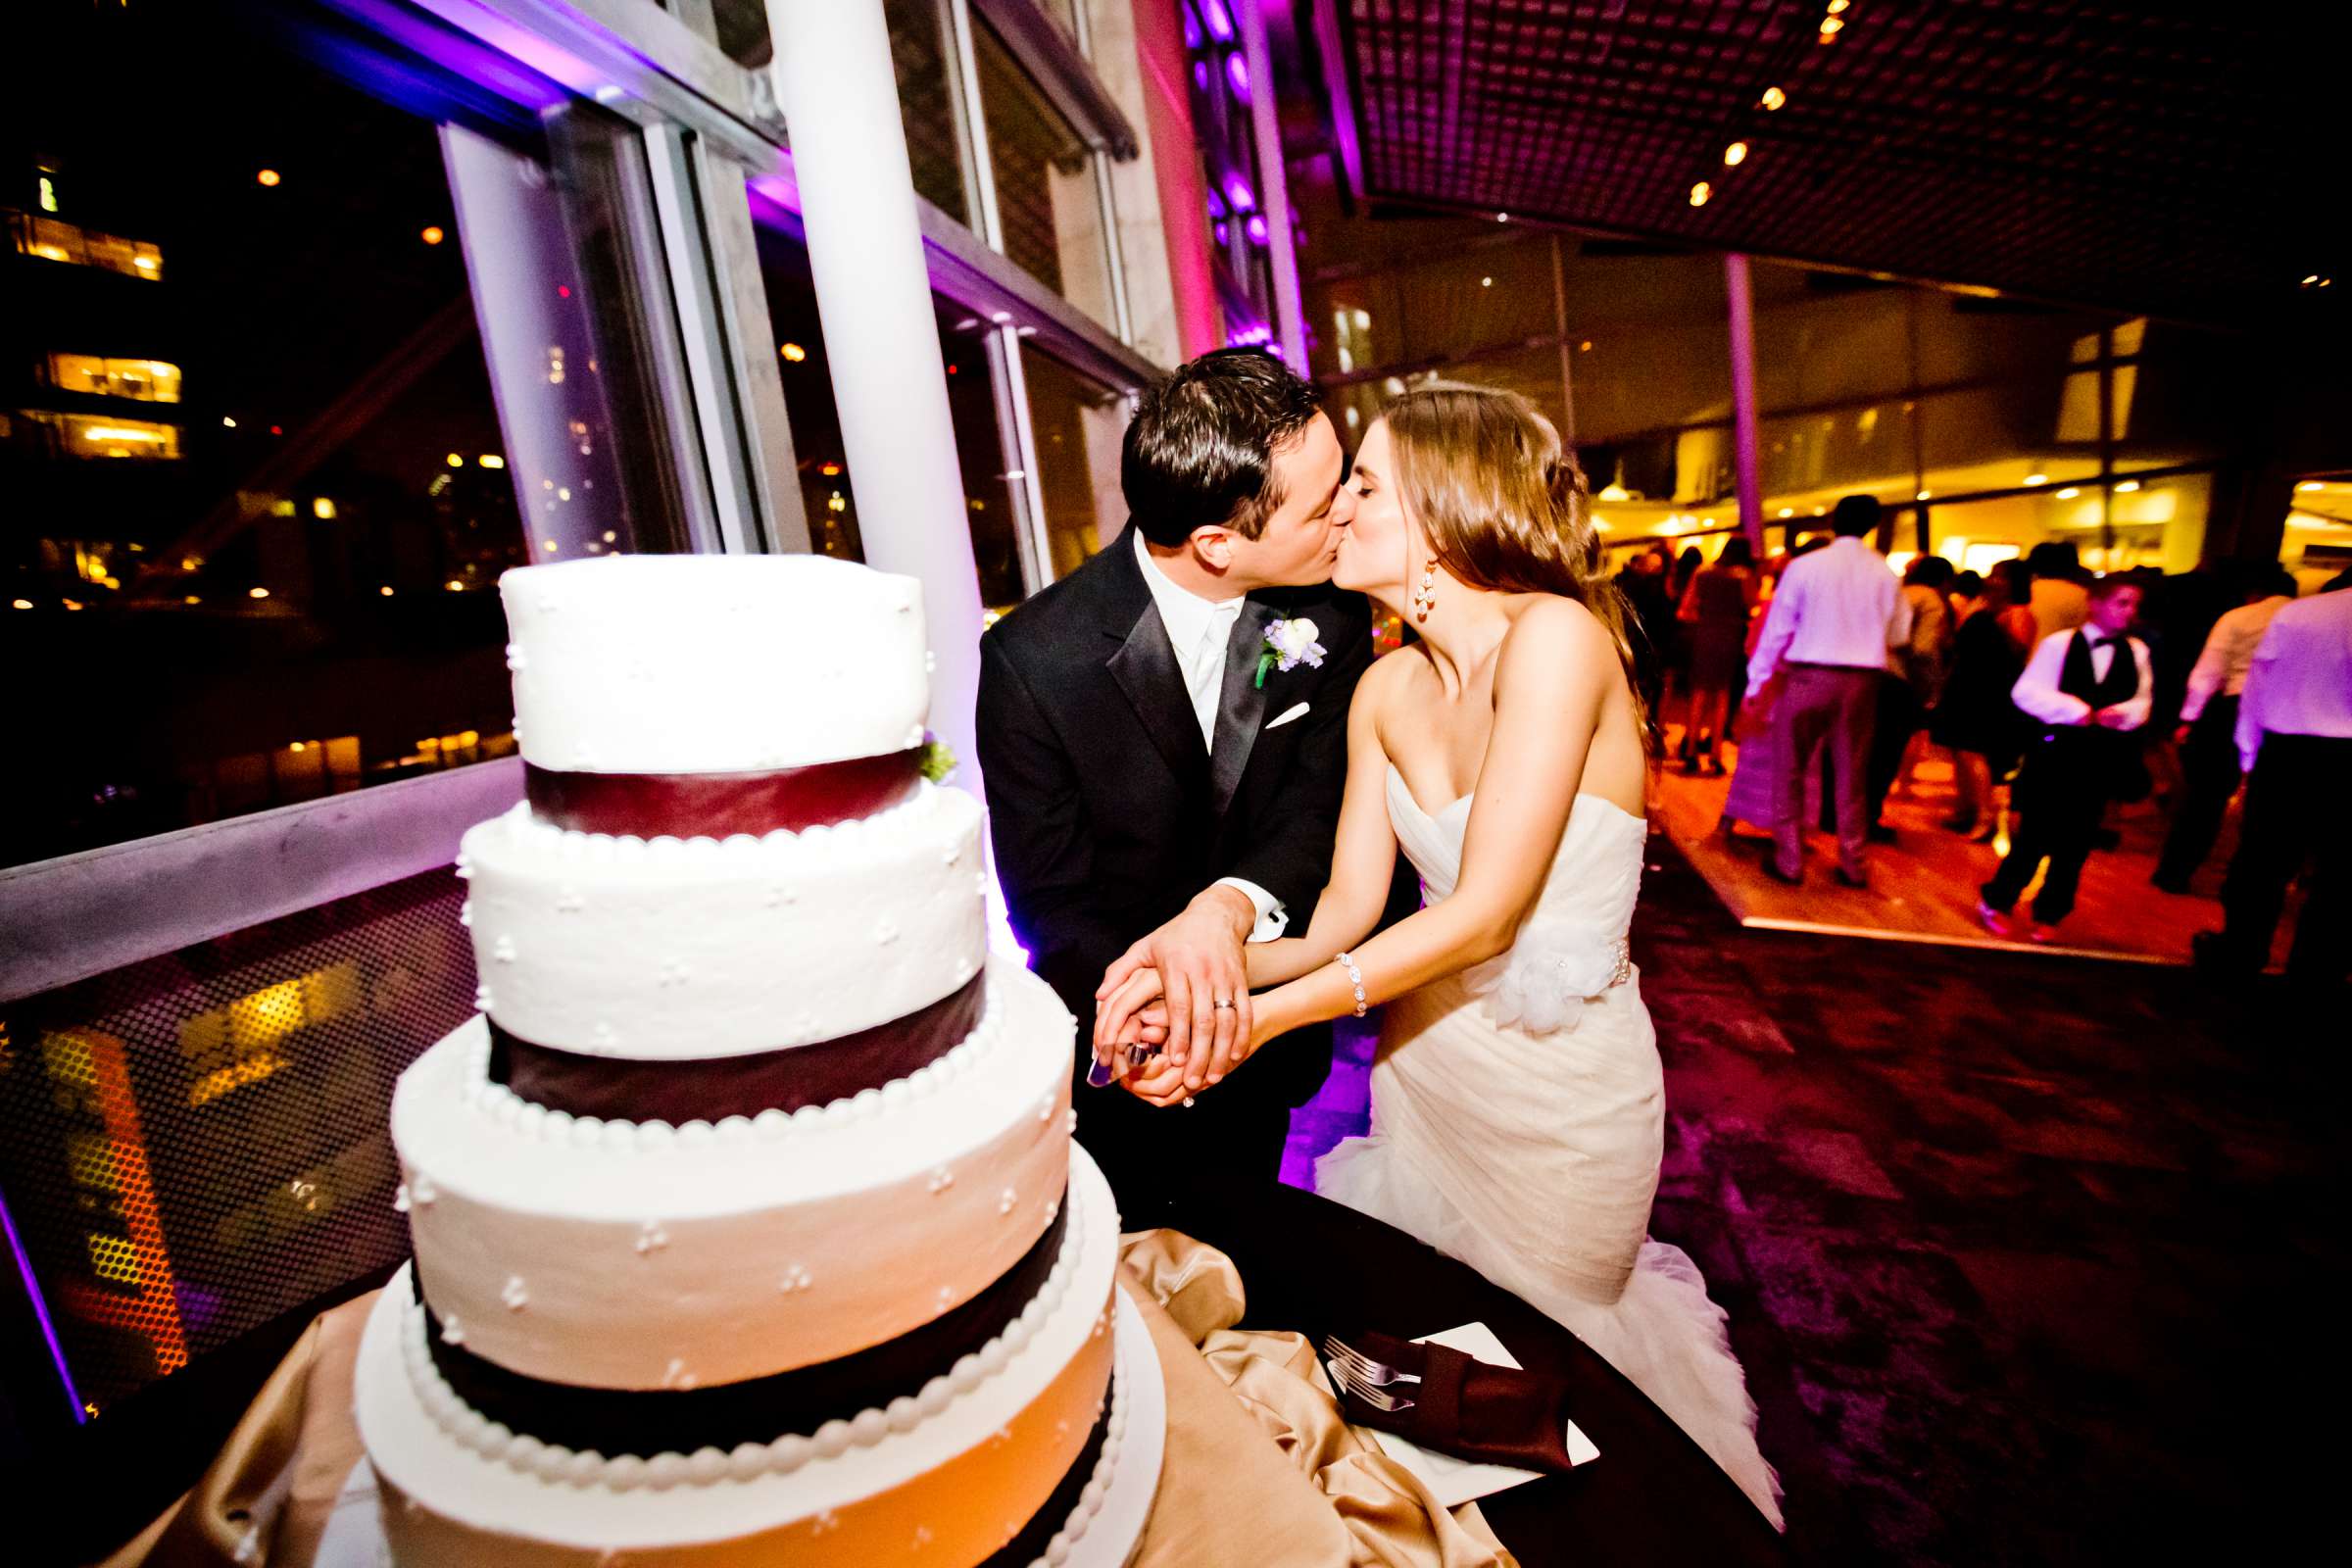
[977, 528, 1374, 1207]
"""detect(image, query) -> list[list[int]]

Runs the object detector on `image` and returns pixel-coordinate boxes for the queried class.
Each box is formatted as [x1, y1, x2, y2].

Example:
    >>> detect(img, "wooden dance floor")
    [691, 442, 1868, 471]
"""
[1649, 736, 2293, 968]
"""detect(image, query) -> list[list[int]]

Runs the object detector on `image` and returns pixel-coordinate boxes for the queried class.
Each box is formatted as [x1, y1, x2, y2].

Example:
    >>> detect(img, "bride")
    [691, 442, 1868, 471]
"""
[1102, 382, 1781, 1526]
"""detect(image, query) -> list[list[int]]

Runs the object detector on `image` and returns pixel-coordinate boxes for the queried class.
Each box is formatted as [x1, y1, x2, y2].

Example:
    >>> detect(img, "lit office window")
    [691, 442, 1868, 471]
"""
[22, 411, 183, 460]
[8, 210, 165, 279]
[48, 355, 184, 403]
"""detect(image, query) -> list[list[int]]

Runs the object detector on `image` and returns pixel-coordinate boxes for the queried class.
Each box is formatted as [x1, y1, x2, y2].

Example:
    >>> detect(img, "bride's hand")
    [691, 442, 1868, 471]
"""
[1119, 1054, 1195, 1107]
[1092, 965, 1167, 1064]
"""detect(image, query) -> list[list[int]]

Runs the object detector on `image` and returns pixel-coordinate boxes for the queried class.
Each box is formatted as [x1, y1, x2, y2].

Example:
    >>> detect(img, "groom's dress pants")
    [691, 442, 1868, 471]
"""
[1772, 663, 1879, 880]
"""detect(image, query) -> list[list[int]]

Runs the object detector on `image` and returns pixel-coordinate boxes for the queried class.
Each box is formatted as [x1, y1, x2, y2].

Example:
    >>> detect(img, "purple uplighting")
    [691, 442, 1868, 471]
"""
[0, 1186, 84, 1424]
[1193, 60, 1210, 93]
[1183, 5, 1202, 50]
[1227, 321, 1275, 349]
[1214, 220, 1231, 247]
[1204, 185, 1226, 219]
[1224, 173, 1256, 214]
[1203, 1, 1237, 44]
[1246, 213, 1270, 245]
[1226, 52, 1251, 102]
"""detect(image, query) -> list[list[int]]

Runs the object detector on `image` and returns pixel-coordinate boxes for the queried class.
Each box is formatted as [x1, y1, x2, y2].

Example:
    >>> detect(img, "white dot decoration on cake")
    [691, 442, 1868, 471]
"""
[927, 1165, 955, 1195]
[458, 901, 473, 927]
[875, 916, 900, 946]
[410, 1173, 437, 1205]
[779, 1262, 813, 1294]
[634, 1220, 668, 1256]
[662, 1358, 697, 1391]
[555, 886, 585, 913]
[492, 934, 517, 964]
[1000, 1187, 1018, 1215]
[474, 982, 495, 1010]
[441, 1314, 466, 1346]
[393, 1181, 411, 1214]
[501, 1275, 528, 1311]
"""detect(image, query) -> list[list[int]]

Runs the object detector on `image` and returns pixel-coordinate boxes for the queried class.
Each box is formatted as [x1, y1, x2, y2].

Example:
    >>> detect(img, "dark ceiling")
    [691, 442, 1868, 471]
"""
[1323, 0, 2337, 323]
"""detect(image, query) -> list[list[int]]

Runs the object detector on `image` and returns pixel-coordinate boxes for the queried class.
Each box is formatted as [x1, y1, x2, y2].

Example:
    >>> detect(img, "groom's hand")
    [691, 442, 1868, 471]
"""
[1095, 886, 1254, 1092]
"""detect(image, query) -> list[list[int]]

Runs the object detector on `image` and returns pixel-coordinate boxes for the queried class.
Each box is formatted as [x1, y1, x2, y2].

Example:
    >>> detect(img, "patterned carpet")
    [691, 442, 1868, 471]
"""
[1284, 826, 2346, 1564]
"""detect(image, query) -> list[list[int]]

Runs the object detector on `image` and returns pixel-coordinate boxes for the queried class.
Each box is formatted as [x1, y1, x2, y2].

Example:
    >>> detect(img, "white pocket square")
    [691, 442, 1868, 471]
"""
[1265, 702, 1310, 730]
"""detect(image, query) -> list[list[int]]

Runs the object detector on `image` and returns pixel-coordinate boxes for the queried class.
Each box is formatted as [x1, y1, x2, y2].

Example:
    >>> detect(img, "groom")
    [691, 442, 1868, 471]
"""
[977, 348, 1373, 1211]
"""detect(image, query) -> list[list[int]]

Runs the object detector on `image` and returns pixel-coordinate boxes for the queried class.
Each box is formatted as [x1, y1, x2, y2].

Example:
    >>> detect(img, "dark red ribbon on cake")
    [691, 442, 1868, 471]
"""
[524, 745, 925, 839]
[417, 1197, 1070, 1456]
[485, 972, 987, 1123]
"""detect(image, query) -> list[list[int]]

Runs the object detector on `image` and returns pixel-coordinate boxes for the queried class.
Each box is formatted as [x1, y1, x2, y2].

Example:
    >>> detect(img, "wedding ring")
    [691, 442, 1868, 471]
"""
[1212, 998, 1234, 1009]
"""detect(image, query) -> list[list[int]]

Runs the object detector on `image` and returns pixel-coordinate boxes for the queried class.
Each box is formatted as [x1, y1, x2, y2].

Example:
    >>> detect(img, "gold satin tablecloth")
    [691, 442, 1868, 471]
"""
[106, 1232, 1514, 1568]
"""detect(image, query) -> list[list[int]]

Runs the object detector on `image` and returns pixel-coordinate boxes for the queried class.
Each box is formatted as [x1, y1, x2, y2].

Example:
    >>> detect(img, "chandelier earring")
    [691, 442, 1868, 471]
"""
[1410, 558, 1440, 623]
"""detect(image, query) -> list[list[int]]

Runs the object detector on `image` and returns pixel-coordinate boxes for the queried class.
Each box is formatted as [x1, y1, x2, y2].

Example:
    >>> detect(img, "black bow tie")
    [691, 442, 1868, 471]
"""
[2089, 633, 2121, 648]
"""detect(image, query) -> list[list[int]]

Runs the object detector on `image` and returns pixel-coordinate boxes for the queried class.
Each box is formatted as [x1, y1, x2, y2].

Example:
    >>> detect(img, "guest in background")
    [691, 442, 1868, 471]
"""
[1867, 553, 1957, 832]
[1714, 543, 1813, 838]
[2026, 540, 2090, 645]
[2152, 567, 2298, 894]
[1676, 535, 1759, 775]
[2193, 580, 2352, 986]
[1947, 568, 1987, 624]
[1933, 558, 2036, 839]
[1979, 578, 2152, 943]
[1618, 544, 1675, 751]
[1744, 496, 1912, 888]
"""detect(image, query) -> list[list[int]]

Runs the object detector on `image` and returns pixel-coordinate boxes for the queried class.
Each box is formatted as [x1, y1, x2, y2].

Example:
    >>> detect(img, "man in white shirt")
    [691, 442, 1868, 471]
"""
[2153, 568, 2297, 892]
[2194, 582, 2352, 984]
[1744, 495, 1914, 886]
[1978, 578, 2153, 942]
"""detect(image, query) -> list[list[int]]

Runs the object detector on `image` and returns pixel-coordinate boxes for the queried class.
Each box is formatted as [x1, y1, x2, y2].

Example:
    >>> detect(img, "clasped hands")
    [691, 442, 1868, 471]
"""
[1090, 885, 1262, 1109]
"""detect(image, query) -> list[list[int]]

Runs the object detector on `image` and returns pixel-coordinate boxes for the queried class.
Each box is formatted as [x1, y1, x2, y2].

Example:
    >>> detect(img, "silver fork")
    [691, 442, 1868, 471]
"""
[1328, 1356, 1417, 1412]
[1322, 1336, 1420, 1390]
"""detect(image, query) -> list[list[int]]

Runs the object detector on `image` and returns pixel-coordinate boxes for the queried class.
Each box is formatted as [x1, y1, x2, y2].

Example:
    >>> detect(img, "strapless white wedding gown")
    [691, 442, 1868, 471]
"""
[1316, 766, 1783, 1527]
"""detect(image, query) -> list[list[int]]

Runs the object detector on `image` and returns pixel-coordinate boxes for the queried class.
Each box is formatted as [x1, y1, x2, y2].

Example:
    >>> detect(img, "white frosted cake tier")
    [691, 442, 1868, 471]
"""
[398, 956, 1074, 1388]
[502, 556, 931, 774]
[459, 782, 986, 1057]
[358, 1151, 1133, 1568]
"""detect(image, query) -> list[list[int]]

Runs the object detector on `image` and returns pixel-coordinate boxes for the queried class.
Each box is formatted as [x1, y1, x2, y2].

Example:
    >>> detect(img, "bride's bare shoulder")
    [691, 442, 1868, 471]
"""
[1497, 596, 1615, 686]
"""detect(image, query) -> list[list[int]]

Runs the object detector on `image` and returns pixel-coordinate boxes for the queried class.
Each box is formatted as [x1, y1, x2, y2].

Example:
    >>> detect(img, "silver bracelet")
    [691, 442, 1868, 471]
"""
[1336, 951, 1367, 1017]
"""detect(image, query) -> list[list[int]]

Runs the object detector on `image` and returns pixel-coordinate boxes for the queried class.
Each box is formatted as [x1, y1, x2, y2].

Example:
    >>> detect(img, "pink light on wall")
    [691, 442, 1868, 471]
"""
[1226, 52, 1250, 102]
[1245, 213, 1269, 245]
[1203, 2, 1237, 44]
[1224, 174, 1256, 213]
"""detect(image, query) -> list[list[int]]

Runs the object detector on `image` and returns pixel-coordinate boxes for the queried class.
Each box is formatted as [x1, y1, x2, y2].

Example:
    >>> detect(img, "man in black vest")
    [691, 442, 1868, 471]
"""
[1979, 577, 2152, 942]
[977, 349, 1373, 1212]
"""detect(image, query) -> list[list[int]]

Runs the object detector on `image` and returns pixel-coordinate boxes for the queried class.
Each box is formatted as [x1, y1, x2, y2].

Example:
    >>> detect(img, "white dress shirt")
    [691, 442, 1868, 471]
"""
[2235, 589, 2352, 771]
[1133, 530, 1287, 941]
[2009, 626, 2153, 730]
[1744, 536, 1913, 696]
[2180, 595, 2290, 722]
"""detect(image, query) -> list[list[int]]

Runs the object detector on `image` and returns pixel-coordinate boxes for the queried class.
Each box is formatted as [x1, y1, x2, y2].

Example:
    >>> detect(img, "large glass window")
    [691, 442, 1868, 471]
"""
[885, 0, 976, 225]
[971, 17, 1115, 327]
[0, 1, 677, 867]
[1021, 343, 1128, 579]
[753, 224, 1025, 604]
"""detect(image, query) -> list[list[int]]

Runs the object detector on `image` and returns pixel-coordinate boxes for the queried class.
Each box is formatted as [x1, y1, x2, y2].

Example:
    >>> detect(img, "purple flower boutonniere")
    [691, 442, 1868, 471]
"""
[1254, 617, 1326, 689]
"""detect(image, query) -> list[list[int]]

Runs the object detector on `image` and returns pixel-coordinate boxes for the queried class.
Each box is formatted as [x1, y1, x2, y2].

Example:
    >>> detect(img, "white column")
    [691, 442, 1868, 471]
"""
[764, 0, 987, 783]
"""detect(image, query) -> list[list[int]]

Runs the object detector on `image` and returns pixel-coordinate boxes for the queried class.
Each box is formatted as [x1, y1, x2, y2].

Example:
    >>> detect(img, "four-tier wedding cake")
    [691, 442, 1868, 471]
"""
[353, 555, 1161, 1565]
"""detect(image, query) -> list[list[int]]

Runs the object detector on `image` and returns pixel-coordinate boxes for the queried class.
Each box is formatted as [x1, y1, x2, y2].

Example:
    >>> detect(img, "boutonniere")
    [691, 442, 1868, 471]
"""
[1254, 617, 1326, 689]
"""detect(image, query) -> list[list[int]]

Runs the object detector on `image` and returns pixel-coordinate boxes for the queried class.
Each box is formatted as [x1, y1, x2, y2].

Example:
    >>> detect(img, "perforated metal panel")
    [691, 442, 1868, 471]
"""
[0, 866, 472, 1420]
[1333, 1, 2327, 321]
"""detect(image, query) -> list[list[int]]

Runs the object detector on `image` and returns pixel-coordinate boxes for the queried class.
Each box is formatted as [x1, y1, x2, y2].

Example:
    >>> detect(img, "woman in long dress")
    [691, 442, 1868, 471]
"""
[1102, 383, 1782, 1525]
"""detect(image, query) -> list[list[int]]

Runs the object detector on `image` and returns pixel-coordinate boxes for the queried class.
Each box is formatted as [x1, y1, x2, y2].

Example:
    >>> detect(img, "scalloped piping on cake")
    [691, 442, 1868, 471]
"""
[489, 776, 968, 858]
[397, 1193, 1091, 1491]
[454, 979, 1007, 1148]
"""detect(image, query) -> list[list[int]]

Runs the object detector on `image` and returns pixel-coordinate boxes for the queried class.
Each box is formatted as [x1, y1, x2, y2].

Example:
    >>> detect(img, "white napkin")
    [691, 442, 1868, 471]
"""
[1358, 1321, 1602, 1509]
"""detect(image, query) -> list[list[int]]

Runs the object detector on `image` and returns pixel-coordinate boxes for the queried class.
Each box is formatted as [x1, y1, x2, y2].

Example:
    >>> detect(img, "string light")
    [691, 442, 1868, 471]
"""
[1689, 181, 1712, 207]
[1760, 86, 1786, 110]
[1819, 17, 1843, 39]
[1724, 141, 1749, 167]
[420, 226, 444, 246]
[256, 169, 281, 187]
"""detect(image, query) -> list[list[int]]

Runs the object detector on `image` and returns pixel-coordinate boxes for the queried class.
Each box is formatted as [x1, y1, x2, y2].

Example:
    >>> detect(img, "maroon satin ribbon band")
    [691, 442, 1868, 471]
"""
[485, 972, 987, 1123]
[523, 746, 925, 839]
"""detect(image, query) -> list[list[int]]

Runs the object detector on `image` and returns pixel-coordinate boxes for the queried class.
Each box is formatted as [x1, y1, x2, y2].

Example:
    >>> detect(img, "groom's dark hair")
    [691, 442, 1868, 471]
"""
[1123, 348, 1323, 548]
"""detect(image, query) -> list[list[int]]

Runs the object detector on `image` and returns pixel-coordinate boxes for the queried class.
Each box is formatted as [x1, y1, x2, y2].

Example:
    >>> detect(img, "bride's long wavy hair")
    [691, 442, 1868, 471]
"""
[1381, 381, 1640, 703]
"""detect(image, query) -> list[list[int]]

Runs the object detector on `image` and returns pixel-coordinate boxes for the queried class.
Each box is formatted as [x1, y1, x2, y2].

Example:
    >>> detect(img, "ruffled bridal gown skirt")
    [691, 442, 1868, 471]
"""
[1317, 972, 1783, 1529]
